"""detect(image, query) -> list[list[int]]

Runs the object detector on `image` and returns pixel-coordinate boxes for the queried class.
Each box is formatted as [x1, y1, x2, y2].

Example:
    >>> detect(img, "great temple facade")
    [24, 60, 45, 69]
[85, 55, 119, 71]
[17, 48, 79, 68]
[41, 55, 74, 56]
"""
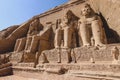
[1, 0, 120, 79]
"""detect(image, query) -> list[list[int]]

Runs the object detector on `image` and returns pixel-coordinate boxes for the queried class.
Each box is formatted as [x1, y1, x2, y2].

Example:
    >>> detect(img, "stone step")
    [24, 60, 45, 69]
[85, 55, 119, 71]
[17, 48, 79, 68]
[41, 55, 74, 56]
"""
[0, 63, 12, 69]
[42, 63, 120, 73]
[13, 66, 44, 73]
[68, 70, 120, 80]
[0, 66, 13, 76]
[0, 63, 13, 76]
[13, 62, 35, 67]
[12, 63, 120, 79]
[13, 63, 120, 72]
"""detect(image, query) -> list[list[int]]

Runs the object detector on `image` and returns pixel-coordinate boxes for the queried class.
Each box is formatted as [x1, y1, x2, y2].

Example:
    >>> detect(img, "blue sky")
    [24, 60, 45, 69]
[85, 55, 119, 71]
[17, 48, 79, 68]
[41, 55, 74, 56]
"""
[0, 0, 68, 30]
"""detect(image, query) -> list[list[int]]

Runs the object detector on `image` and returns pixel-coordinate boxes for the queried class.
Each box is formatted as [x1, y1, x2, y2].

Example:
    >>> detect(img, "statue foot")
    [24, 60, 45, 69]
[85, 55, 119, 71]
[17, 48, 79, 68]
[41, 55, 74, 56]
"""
[95, 43, 105, 47]
[62, 46, 69, 49]
[25, 50, 30, 53]
[18, 60, 23, 63]
[67, 59, 72, 63]
[83, 43, 90, 47]
[34, 61, 39, 68]
[55, 46, 60, 49]
[57, 61, 61, 63]
[42, 61, 49, 64]
[33, 65, 36, 68]
[74, 60, 77, 63]
[67, 61, 71, 63]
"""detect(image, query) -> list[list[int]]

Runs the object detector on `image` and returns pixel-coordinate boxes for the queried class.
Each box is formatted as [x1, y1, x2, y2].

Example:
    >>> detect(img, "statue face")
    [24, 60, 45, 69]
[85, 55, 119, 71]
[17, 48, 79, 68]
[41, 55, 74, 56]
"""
[34, 18, 39, 23]
[63, 16, 68, 24]
[57, 19, 61, 24]
[81, 4, 91, 16]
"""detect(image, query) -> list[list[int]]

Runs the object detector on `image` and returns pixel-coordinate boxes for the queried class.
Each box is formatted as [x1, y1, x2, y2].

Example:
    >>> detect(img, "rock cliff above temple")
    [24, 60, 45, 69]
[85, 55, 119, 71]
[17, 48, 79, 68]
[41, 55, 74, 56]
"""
[0, 25, 19, 39]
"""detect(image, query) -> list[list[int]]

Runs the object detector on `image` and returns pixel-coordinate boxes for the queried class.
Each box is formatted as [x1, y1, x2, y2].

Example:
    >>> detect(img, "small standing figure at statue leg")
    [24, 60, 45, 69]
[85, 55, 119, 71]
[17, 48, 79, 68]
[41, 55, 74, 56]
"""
[111, 46, 119, 64]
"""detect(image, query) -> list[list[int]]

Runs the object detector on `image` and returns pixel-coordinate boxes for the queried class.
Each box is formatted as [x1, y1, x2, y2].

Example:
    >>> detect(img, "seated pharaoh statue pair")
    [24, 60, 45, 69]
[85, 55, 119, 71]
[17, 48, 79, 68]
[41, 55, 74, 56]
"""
[79, 4, 106, 47]
[42, 3, 107, 64]
[54, 3, 107, 49]
[54, 11, 78, 49]
[13, 3, 107, 66]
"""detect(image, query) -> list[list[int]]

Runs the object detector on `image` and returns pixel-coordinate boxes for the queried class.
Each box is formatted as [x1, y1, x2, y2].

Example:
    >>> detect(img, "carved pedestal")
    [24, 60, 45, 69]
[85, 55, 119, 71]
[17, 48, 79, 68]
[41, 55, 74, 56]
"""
[40, 48, 72, 63]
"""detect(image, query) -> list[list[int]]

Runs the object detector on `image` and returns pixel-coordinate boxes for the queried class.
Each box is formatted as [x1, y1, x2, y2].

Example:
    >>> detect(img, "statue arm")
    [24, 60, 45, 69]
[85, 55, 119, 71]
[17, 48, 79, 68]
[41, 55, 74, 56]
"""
[77, 19, 81, 30]
[97, 16, 103, 27]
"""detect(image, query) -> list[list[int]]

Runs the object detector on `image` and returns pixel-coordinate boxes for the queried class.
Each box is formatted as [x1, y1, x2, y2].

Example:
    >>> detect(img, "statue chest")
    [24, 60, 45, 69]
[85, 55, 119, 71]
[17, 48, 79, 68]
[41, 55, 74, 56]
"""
[80, 17, 96, 25]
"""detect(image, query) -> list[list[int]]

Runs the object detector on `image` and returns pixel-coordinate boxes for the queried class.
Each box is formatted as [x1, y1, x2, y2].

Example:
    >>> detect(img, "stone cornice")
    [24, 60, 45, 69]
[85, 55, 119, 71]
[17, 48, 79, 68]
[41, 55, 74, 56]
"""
[38, 0, 86, 18]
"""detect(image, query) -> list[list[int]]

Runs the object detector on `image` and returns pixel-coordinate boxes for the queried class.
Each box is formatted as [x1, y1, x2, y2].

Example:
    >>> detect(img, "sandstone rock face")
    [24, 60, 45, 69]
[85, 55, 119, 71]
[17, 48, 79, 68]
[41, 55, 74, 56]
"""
[0, 25, 18, 39]
[89, 0, 120, 43]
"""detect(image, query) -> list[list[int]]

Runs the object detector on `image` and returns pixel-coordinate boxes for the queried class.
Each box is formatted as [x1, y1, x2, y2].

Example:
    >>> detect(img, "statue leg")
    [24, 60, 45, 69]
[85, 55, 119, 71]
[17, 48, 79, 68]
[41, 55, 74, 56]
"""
[34, 40, 50, 67]
[71, 49, 77, 63]
[92, 20, 104, 46]
[42, 51, 49, 64]
[79, 23, 90, 46]
[54, 28, 62, 48]
[63, 27, 72, 48]
[29, 35, 39, 53]
[25, 36, 32, 50]
[18, 51, 25, 63]
[66, 49, 72, 63]
[14, 39, 21, 52]
[57, 48, 61, 63]
[16, 38, 26, 52]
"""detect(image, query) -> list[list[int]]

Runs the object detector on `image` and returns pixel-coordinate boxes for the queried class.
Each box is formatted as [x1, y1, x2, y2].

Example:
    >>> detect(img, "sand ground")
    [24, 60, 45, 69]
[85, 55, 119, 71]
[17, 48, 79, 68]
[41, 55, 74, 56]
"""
[0, 71, 98, 80]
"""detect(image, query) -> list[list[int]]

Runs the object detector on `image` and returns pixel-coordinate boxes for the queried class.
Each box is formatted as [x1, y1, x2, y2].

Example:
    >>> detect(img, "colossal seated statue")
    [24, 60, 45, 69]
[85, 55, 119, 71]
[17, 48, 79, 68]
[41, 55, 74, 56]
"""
[78, 3, 107, 46]
[14, 18, 43, 53]
[14, 18, 44, 63]
[18, 21, 53, 65]
[24, 18, 43, 53]
[54, 10, 79, 49]
[34, 22, 53, 67]
[42, 10, 79, 64]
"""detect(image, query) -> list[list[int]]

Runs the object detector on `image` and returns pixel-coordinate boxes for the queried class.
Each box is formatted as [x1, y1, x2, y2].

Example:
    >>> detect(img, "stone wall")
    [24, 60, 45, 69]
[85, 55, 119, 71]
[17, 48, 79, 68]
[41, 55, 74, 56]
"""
[89, 0, 120, 42]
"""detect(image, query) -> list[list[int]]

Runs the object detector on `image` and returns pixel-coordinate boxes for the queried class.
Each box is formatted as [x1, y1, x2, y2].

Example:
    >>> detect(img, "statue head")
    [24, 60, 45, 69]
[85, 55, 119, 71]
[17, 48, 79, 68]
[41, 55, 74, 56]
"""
[66, 10, 73, 20]
[56, 19, 62, 29]
[63, 16, 68, 24]
[34, 18, 40, 25]
[29, 18, 39, 31]
[64, 10, 79, 25]
[28, 18, 43, 35]
[81, 3, 92, 16]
